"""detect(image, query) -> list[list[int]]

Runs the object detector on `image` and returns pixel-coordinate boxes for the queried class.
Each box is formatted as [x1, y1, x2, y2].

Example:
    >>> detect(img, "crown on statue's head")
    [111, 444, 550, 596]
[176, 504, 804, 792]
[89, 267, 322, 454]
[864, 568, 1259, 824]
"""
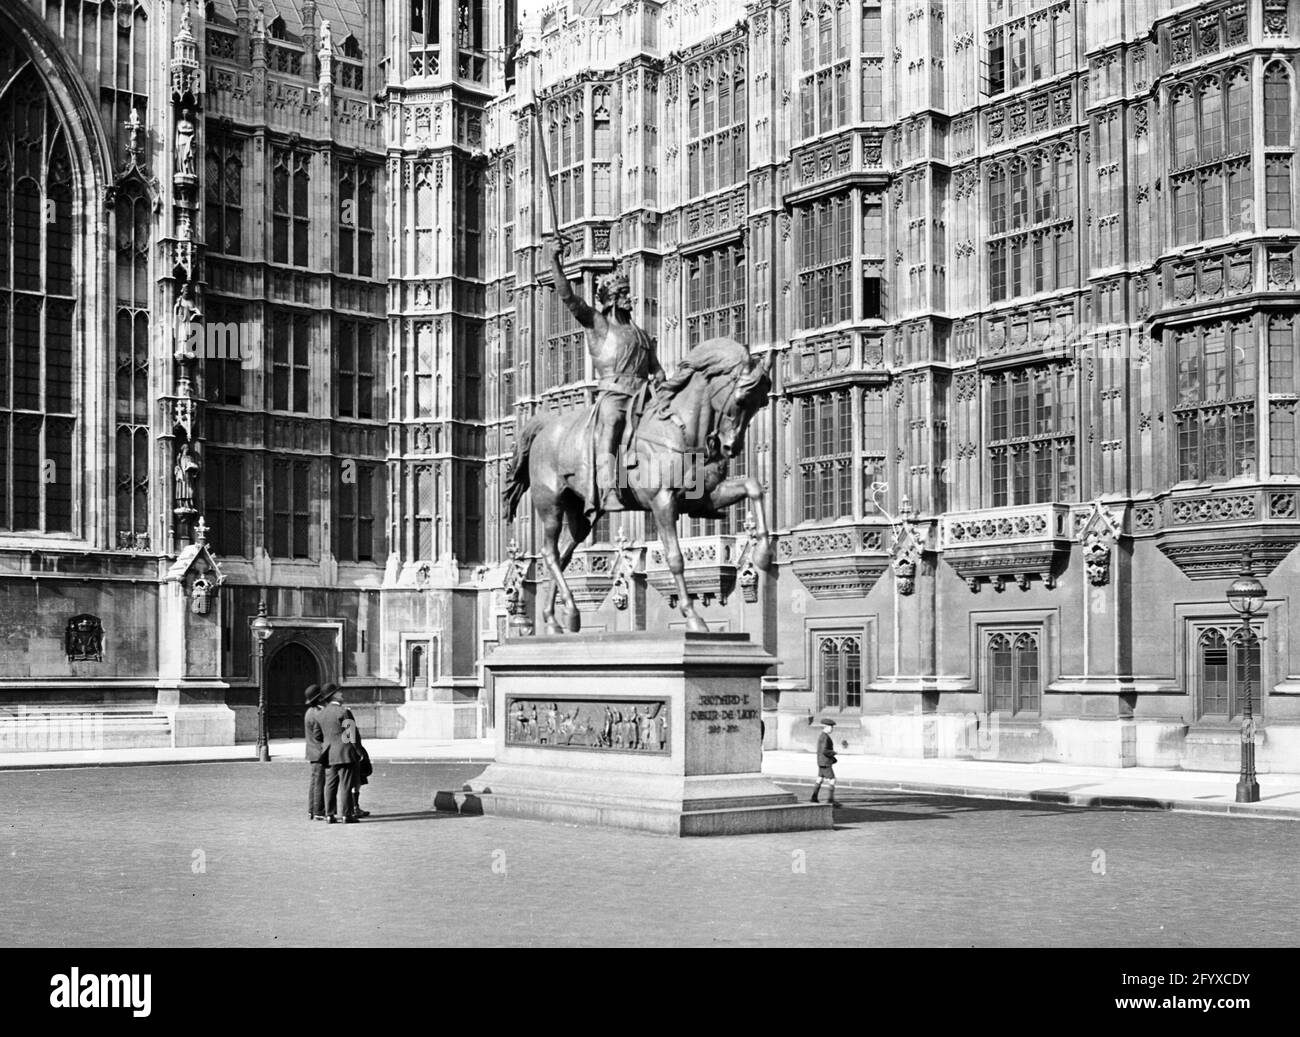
[596, 265, 631, 304]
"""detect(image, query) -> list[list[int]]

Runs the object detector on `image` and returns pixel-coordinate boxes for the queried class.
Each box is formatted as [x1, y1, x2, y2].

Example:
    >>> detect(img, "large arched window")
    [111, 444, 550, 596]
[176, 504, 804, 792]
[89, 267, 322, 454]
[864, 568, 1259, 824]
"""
[115, 188, 150, 549]
[0, 66, 77, 534]
[1168, 67, 1257, 244]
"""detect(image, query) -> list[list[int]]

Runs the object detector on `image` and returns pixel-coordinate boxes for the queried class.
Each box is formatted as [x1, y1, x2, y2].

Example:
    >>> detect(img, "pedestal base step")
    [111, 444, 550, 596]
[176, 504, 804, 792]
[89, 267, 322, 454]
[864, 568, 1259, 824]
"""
[434, 787, 833, 836]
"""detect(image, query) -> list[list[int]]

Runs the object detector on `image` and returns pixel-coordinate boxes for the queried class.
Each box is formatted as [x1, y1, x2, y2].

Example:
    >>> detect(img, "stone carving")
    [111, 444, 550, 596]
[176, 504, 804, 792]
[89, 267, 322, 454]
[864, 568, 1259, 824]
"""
[191, 573, 214, 615]
[1269, 253, 1295, 289]
[1265, 0, 1288, 36]
[507, 697, 670, 753]
[503, 540, 533, 636]
[66, 615, 105, 662]
[891, 525, 923, 596]
[1171, 494, 1256, 524]
[1077, 500, 1122, 587]
[1270, 492, 1298, 519]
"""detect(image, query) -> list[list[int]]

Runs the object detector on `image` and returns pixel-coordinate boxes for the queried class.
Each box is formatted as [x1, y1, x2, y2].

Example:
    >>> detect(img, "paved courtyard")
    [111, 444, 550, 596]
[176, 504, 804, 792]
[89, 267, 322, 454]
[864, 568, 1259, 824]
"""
[4, 761, 1298, 947]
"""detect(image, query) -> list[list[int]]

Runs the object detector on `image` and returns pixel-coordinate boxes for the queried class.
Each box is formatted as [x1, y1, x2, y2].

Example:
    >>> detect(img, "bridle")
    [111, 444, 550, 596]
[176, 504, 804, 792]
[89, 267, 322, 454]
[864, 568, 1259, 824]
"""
[636, 361, 751, 459]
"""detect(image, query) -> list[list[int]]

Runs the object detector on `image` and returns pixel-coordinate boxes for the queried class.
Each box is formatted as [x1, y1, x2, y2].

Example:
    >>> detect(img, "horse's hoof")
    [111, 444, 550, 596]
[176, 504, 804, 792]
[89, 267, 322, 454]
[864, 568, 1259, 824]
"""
[684, 615, 710, 633]
[565, 608, 581, 633]
[753, 543, 772, 571]
[545, 621, 564, 635]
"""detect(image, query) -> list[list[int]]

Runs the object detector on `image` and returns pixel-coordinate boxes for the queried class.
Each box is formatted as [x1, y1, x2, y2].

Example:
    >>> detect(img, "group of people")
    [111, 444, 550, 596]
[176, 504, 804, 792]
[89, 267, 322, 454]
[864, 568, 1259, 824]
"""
[509, 702, 668, 751]
[304, 683, 373, 823]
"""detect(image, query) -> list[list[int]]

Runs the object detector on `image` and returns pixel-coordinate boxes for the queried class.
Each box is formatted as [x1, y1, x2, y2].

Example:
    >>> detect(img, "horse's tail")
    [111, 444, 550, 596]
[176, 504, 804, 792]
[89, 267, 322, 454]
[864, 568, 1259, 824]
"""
[504, 414, 546, 521]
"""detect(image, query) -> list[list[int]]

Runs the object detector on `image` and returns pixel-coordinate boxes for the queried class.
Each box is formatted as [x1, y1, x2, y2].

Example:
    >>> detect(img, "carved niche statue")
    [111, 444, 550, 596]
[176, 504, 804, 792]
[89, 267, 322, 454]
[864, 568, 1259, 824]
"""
[173, 280, 202, 354]
[175, 109, 197, 179]
[125, 107, 145, 167]
[174, 441, 201, 508]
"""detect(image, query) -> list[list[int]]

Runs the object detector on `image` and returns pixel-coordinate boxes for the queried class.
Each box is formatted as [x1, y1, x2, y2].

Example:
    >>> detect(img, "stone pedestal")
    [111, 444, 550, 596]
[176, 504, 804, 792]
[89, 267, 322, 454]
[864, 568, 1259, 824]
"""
[436, 632, 832, 836]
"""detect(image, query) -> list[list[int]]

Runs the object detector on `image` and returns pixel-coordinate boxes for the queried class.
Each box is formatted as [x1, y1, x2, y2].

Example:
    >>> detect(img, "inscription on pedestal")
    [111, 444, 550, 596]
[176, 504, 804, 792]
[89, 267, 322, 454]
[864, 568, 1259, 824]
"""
[506, 697, 670, 754]
[689, 693, 760, 735]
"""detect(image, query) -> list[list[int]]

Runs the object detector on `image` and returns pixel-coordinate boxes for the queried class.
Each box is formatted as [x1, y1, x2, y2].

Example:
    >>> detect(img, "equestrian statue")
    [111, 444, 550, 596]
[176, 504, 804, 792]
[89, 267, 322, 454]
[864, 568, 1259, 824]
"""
[504, 235, 773, 634]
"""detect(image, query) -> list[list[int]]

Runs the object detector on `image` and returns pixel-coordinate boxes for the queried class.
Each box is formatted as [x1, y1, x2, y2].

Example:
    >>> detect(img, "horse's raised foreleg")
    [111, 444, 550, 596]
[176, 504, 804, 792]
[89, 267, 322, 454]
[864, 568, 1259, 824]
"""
[707, 473, 773, 570]
[650, 489, 708, 633]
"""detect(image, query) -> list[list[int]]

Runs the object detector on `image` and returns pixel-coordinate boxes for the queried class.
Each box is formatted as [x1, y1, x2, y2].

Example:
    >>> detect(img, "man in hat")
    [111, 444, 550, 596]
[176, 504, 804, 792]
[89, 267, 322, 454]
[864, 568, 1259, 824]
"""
[317, 683, 361, 823]
[304, 684, 327, 820]
[810, 718, 841, 807]
[550, 234, 666, 516]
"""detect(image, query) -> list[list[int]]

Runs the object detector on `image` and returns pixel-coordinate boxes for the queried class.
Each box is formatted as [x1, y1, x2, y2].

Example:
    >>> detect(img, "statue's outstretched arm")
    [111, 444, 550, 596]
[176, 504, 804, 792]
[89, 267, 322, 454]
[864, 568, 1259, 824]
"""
[550, 239, 595, 328]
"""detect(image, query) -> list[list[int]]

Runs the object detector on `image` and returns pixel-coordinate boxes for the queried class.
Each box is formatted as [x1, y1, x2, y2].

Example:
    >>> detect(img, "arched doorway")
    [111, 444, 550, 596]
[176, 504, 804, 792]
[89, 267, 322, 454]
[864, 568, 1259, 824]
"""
[265, 642, 321, 738]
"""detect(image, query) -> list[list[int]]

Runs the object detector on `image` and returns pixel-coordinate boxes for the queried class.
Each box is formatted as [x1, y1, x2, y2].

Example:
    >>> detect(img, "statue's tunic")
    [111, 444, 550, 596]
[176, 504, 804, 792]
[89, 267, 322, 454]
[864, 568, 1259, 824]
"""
[594, 324, 657, 398]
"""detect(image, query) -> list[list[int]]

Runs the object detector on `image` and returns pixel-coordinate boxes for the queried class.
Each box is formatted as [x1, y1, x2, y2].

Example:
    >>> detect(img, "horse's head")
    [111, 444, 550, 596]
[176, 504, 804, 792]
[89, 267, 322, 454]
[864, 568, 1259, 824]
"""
[717, 353, 772, 459]
[655, 340, 773, 461]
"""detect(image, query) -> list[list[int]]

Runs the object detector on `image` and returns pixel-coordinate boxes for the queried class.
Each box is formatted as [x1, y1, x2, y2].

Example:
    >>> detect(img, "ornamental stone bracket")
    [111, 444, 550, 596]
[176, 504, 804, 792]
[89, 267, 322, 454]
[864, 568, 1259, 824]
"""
[777, 523, 891, 600]
[644, 535, 741, 608]
[1071, 500, 1125, 587]
[164, 518, 226, 609]
[890, 519, 936, 595]
[607, 534, 646, 613]
[1141, 486, 1300, 581]
[503, 540, 537, 636]
[939, 504, 1071, 593]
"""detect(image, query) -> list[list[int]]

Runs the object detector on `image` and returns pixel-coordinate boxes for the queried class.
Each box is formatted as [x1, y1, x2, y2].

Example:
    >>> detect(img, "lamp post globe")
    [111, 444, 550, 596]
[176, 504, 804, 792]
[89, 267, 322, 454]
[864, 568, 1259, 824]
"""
[1226, 572, 1266, 617]
[251, 598, 273, 763]
[1225, 566, 1264, 804]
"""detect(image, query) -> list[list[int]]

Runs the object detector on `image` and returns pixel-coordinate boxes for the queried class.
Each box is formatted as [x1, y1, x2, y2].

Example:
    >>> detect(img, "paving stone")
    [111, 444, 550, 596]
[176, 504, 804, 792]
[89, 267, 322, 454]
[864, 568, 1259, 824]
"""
[4, 762, 1298, 946]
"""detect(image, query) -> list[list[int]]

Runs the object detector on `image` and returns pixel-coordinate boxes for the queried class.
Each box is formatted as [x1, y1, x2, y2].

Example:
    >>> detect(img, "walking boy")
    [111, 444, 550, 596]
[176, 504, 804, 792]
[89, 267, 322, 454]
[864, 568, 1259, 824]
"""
[810, 718, 841, 807]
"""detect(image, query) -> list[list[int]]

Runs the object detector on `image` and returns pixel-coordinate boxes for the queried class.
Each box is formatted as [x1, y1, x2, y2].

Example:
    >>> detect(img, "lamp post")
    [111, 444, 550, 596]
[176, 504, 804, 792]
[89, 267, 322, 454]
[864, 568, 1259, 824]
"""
[251, 596, 273, 763]
[1225, 562, 1265, 804]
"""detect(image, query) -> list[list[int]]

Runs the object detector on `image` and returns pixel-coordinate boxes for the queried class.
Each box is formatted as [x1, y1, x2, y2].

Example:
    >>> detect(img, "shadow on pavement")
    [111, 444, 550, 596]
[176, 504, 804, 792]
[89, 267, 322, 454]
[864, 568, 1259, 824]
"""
[345, 810, 473, 825]
[819, 792, 1084, 827]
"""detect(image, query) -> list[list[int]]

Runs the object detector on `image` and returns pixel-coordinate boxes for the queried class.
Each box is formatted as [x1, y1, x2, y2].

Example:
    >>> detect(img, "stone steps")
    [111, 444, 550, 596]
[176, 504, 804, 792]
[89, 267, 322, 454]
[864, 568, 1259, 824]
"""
[0, 708, 172, 752]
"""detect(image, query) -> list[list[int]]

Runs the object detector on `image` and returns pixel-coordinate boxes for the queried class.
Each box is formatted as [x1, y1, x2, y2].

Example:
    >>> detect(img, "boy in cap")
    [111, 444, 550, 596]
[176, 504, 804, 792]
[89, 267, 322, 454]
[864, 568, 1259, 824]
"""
[810, 718, 841, 807]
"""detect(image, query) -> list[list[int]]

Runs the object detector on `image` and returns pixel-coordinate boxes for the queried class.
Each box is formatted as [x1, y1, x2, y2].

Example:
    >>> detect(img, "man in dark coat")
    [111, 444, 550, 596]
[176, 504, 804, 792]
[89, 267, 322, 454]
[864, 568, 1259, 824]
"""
[810, 718, 841, 807]
[317, 684, 360, 823]
[346, 709, 371, 819]
[304, 684, 327, 820]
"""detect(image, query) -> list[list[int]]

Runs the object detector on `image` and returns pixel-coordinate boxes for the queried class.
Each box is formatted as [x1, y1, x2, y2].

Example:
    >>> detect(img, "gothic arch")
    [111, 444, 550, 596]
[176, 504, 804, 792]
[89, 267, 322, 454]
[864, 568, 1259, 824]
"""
[1263, 59, 1294, 148]
[0, 2, 114, 545]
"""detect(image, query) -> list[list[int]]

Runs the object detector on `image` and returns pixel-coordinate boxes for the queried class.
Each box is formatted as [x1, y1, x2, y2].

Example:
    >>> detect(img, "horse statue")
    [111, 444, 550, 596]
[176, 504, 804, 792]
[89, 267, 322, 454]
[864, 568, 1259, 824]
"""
[504, 337, 773, 634]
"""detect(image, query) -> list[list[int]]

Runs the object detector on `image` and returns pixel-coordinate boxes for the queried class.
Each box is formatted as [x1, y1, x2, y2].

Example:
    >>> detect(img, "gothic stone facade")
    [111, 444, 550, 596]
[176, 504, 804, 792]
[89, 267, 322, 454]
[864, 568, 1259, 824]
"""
[3, 0, 1300, 770]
